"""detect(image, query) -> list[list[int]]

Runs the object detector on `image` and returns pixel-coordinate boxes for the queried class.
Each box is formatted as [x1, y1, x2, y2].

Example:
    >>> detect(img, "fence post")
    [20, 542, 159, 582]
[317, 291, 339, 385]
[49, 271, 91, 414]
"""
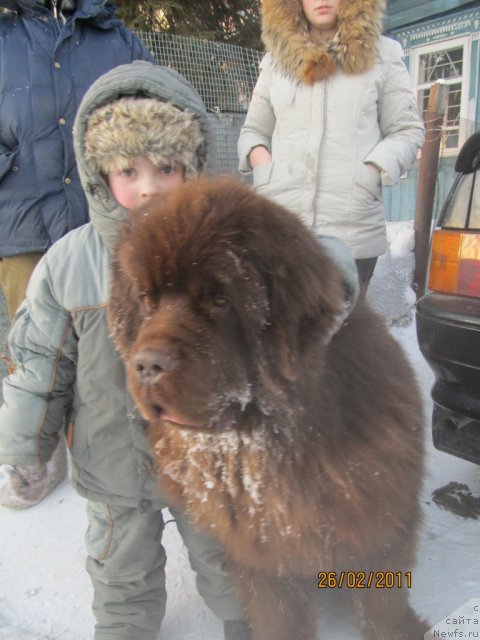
[413, 80, 449, 299]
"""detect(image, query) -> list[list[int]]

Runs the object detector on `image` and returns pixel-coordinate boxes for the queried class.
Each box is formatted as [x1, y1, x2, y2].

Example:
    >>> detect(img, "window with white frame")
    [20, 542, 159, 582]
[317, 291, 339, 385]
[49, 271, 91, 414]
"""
[411, 37, 470, 151]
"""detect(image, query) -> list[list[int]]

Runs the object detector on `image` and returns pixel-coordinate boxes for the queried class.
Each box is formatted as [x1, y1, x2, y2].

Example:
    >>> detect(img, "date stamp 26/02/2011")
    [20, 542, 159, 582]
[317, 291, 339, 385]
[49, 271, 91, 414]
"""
[317, 571, 412, 589]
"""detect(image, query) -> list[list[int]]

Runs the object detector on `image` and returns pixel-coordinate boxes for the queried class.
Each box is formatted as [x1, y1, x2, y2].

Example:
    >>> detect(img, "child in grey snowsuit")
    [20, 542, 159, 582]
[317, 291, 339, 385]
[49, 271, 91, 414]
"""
[0, 61, 250, 640]
[0, 0, 155, 510]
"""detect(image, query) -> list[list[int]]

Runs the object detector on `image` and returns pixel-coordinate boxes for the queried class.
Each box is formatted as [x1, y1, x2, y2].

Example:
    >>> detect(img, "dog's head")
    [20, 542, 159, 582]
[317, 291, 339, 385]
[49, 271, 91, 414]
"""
[108, 177, 347, 430]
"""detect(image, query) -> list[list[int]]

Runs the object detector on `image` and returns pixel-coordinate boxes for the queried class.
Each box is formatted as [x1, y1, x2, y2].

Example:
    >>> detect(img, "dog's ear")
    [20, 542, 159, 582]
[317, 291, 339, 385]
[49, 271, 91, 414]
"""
[272, 324, 300, 382]
[108, 210, 165, 357]
[267, 234, 348, 382]
[108, 255, 145, 358]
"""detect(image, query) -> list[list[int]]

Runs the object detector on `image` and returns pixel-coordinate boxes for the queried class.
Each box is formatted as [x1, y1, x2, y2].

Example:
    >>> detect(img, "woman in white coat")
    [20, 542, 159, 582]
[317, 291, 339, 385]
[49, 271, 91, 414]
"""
[238, 0, 425, 289]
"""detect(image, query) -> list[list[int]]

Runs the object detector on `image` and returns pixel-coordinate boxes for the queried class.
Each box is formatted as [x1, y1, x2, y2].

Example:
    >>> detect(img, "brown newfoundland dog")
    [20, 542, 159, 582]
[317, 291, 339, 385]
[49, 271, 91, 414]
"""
[108, 177, 427, 640]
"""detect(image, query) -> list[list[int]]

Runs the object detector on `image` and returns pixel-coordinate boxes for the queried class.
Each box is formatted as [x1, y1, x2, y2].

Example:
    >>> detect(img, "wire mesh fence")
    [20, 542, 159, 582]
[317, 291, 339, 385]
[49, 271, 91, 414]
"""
[137, 31, 262, 113]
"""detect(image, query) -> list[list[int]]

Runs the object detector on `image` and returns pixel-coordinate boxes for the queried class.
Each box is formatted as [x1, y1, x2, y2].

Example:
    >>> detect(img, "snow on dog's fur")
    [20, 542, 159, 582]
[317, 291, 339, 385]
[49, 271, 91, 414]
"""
[108, 177, 428, 640]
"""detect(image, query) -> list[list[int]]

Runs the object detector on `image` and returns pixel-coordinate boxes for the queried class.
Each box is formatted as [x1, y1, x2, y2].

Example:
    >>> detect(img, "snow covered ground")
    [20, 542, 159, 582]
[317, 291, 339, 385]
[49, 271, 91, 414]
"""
[0, 223, 479, 639]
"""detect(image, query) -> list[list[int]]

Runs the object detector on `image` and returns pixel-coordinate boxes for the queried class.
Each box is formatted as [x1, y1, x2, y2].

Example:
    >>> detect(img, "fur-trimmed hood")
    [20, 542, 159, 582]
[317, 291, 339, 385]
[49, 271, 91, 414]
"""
[261, 0, 385, 83]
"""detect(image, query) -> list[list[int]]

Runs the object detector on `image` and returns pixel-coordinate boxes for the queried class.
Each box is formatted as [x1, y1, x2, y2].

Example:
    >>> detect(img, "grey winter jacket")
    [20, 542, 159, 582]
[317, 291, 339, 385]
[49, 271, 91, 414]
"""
[0, 0, 153, 258]
[0, 62, 214, 508]
[238, 0, 425, 260]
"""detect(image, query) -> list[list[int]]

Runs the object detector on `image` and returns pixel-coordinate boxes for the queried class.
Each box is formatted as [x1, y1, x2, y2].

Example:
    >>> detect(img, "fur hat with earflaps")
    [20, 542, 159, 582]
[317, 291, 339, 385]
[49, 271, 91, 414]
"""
[84, 97, 204, 179]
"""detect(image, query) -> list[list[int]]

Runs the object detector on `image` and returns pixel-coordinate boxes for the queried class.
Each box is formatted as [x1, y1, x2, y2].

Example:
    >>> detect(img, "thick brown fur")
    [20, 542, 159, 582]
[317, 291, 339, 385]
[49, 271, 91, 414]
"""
[108, 177, 427, 640]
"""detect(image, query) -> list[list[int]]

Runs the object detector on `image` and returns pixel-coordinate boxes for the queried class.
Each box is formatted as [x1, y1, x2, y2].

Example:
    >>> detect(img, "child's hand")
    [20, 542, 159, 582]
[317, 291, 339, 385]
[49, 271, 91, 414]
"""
[3, 464, 48, 501]
[0, 440, 67, 509]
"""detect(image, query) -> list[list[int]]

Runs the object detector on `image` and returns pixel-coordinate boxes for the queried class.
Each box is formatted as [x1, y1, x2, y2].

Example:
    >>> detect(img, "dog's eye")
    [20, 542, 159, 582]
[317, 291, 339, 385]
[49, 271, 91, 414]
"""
[138, 291, 154, 315]
[212, 293, 229, 308]
[198, 288, 231, 319]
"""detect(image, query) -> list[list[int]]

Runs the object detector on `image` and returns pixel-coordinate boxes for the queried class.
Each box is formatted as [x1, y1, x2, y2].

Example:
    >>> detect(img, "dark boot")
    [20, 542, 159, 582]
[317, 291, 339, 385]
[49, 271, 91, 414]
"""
[224, 620, 252, 640]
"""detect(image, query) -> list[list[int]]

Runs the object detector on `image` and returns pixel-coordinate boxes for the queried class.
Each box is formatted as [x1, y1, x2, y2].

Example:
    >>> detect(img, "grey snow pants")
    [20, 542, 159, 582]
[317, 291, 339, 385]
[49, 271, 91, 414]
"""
[85, 501, 244, 640]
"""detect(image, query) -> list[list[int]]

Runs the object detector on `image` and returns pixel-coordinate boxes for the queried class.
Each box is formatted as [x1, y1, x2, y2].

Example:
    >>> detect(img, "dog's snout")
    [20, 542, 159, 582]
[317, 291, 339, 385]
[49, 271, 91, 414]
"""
[134, 348, 178, 383]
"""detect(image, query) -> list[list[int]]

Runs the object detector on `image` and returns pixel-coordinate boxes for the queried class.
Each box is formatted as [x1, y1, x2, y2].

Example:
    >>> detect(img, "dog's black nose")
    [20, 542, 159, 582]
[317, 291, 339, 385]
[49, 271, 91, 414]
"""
[133, 348, 178, 383]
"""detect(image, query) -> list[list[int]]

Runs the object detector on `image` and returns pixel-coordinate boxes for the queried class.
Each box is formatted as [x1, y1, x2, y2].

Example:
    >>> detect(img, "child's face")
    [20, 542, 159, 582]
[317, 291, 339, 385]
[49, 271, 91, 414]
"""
[107, 156, 185, 210]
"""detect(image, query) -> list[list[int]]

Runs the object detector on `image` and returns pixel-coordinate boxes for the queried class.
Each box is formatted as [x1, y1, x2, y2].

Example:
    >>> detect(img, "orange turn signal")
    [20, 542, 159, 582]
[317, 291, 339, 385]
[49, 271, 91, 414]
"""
[428, 229, 480, 298]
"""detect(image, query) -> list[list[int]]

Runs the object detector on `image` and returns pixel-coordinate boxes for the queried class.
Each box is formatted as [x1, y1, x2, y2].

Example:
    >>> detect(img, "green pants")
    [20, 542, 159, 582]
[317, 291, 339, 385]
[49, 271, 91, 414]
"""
[0, 252, 43, 320]
[86, 502, 244, 640]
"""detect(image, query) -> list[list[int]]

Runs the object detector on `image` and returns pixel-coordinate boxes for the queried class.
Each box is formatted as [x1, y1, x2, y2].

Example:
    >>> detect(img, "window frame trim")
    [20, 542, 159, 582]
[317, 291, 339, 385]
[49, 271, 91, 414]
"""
[410, 35, 471, 153]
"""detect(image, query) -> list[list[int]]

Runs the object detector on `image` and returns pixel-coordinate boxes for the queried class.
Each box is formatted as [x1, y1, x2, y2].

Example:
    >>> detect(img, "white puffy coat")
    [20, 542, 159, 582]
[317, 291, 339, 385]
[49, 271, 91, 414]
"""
[238, 37, 425, 259]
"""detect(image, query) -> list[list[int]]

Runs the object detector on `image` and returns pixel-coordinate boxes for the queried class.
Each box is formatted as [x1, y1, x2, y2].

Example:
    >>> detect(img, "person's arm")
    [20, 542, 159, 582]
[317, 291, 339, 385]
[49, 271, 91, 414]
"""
[0, 255, 76, 466]
[0, 144, 16, 183]
[364, 39, 425, 186]
[132, 35, 156, 64]
[238, 54, 276, 173]
[121, 27, 156, 64]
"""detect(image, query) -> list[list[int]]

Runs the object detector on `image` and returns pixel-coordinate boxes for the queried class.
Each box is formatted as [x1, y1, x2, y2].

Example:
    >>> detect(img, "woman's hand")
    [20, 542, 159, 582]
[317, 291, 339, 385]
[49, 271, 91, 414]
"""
[248, 145, 272, 169]
[365, 162, 382, 176]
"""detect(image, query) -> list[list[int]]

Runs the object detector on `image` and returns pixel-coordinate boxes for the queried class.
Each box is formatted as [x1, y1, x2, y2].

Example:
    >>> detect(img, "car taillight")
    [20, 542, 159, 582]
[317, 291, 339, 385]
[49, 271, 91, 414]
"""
[428, 229, 480, 298]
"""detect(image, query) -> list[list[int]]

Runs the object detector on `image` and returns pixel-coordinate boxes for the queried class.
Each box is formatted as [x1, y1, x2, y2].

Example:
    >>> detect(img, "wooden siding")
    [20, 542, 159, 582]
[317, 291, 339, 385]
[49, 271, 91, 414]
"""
[384, 0, 478, 31]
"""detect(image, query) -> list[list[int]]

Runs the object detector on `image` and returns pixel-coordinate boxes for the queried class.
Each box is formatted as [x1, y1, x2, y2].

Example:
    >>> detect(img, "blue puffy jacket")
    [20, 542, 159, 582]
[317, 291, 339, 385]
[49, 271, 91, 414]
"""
[0, 0, 154, 257]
